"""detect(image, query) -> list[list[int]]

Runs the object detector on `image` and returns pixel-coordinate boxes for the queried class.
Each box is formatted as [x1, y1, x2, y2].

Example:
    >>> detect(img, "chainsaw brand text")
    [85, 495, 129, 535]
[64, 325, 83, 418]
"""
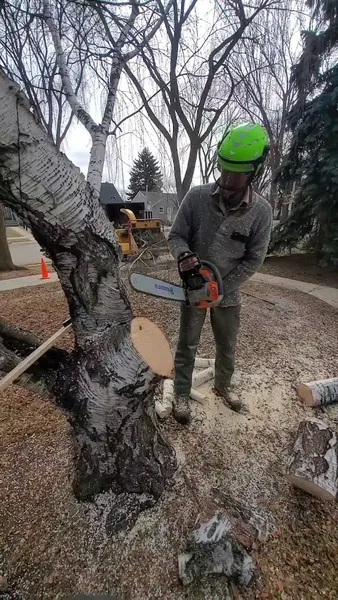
[154, 283, 175, 295]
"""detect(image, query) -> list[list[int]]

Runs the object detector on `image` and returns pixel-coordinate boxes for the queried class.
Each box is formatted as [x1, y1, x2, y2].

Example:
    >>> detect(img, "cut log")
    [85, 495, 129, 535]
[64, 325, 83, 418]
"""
[192, 366, 215, 389]
[0, 322, 72, 393]
[156, 379, 174, 419]
[297, 378, 338, 407]
[131, 317, 173, 377]
[156, 379, 207, 419]
[190, 388, 207, 403]
[287, 418, 338, 500]
[194, 357, 215, 369]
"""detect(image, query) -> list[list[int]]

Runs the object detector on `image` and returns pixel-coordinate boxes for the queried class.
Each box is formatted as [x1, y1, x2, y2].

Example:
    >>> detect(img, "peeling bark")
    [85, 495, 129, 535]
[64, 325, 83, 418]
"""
[0, 69, 176, 510]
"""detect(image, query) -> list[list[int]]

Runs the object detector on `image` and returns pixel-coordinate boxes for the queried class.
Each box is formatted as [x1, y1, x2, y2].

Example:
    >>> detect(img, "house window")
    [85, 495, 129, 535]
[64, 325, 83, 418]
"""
[158, 207, 164, 214]
[144, 210, 153, 219]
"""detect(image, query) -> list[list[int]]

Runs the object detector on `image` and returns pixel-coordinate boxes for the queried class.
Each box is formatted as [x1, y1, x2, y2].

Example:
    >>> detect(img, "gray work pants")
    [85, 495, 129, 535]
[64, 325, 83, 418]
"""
[174, 304, 240, 396]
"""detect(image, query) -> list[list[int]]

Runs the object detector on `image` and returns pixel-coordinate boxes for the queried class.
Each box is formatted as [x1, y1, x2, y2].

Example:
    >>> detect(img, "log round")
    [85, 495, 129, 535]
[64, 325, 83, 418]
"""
[194, 358, 215, 369]
[287, 418, 338, 500]
[192, 367, 215, 389]
[297, 378, 338, 407]
[131, 317, 173, 377]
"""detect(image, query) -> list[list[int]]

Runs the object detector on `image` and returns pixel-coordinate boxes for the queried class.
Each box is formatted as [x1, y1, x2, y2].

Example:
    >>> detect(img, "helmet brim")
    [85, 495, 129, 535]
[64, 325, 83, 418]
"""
[218, 157, 255, 173]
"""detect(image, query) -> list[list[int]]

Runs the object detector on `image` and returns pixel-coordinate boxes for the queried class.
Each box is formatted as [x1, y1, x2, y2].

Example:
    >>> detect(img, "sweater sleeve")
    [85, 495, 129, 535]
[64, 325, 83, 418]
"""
[168, 189, 194, 260]
[223, 202, 272, 294]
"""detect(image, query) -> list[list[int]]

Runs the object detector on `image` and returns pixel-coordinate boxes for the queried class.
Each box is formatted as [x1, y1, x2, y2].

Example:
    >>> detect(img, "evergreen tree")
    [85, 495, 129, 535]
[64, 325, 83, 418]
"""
[270, 0, 338, 265]
[127, 148, 163, 200]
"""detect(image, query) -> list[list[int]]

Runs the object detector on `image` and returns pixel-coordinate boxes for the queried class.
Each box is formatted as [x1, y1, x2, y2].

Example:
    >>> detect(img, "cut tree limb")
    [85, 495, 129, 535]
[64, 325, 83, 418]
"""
[287, 418, 338, 500]
[156, 377, 208, 419]
[0, 322, 72, 393]
[192, 367, 215, 389]
[194, 357, 215, 369]
[297, 378, 338, 407]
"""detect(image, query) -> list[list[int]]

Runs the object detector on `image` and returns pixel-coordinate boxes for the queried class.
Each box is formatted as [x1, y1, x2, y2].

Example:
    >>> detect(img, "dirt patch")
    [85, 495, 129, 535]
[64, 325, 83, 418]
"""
[261, 253, 338, 288]
[1, 274, 338, 598]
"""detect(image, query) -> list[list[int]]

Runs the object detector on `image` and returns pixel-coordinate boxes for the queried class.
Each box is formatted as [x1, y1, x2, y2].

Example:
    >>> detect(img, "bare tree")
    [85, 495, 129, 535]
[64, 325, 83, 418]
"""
[0, 69, 175, 526]
[198, 104, 242, 184]
[0, 0, 90, 150]
[123, 0, 281, 202]
[0, 0, 176, 522]
[230, 0, 306, 210]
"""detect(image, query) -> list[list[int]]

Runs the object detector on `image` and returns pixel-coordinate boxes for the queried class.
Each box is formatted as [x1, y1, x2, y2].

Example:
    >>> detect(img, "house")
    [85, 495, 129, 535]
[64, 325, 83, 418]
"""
[133, 191, 178, 224]
[100, 182, 145, 226]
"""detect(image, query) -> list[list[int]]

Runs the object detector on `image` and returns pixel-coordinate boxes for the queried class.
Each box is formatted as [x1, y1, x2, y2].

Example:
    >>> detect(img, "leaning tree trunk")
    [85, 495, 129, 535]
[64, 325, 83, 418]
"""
[0, 205, 17, 272]
[0, 69, 176, 521]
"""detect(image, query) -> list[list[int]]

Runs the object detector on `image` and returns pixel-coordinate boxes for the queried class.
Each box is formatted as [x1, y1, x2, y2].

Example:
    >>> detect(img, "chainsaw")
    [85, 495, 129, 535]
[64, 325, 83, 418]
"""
[129, 253, 224, 308]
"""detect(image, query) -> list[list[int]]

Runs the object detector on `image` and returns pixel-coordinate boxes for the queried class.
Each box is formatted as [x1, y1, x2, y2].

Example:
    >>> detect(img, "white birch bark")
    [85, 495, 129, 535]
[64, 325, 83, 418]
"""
[0, 69, 176, 512]
[287, 418, 338, 500]
[297, 378, 338, 407]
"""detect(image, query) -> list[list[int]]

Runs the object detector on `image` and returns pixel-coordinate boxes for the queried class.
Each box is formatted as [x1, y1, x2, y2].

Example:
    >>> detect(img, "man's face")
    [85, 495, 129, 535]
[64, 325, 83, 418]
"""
[219, 169, 250, 197]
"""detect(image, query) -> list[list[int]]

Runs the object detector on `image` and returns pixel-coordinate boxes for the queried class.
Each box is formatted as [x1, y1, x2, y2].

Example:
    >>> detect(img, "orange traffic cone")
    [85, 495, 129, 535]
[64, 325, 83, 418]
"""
[40, 257, 50, 280]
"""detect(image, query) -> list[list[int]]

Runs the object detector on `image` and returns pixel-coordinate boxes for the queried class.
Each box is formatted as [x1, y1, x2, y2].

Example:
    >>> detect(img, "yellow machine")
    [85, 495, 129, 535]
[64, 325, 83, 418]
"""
[116, 208, 165, 257]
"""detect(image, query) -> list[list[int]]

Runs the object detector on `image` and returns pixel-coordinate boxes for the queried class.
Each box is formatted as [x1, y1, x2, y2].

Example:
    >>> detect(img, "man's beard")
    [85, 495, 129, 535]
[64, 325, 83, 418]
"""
[217, 180, 247, 208]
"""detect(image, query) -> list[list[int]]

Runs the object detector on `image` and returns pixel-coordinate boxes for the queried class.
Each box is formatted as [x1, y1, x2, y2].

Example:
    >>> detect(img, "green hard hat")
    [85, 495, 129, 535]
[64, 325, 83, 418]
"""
[217, 122, 269, 173]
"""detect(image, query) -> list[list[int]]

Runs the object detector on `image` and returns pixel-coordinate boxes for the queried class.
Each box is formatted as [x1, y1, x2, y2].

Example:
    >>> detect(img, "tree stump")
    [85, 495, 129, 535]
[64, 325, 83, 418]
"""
[287, 418, 338, 500]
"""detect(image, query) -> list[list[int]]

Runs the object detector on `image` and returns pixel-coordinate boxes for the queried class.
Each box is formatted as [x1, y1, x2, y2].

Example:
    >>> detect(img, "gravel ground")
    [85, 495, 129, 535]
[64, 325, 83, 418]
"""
[260, 253, 338, 288]
[1, 273, 338, 599]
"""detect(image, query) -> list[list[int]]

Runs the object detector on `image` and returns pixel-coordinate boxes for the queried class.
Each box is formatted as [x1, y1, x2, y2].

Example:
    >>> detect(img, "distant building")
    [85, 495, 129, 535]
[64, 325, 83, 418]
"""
[100, 182, 144, 226]
[133, 191, 178, 224]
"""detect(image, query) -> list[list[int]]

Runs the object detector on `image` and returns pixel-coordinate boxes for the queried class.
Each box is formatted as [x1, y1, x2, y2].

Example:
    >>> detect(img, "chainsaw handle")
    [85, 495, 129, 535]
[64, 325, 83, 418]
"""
[200, 260, 224, 296]
[186, 260, 224, 308]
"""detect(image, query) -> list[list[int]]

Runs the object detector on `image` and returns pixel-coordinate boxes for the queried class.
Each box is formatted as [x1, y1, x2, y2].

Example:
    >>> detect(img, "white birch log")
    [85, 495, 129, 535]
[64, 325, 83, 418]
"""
[156, 380, 207, 419]
[194, 358, 215, 369]
[190, 388, 207, 403]
[297, 378, 338, 407]
[287, 418, 338, 500]
[156, 379, 174, 419]
[192, 367, 215, 389]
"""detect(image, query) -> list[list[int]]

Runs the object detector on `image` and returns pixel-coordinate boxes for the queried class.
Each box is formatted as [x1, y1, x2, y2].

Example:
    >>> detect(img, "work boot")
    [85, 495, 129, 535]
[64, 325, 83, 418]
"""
[173, 395, 191, 425]
[213, 387, 245, 413]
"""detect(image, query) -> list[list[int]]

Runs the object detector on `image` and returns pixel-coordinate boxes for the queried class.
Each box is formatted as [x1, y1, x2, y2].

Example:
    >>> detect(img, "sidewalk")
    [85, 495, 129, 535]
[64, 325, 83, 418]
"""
[0, 270, 338, 310]
[252, 273, 338, 310]
[0, 272, 58, 291]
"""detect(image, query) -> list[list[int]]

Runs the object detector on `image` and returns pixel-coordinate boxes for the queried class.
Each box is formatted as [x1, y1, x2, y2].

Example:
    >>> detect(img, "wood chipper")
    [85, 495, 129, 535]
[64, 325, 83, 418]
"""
[115, 208, 167, 258]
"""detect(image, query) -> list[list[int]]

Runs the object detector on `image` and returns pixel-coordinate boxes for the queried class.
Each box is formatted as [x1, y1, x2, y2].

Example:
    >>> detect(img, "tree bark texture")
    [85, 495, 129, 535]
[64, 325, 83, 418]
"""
[287, 418, 338, 500]
[297, 378, 338, 407]
[0, 69, 176, 510]
[0, 205, 16, 272]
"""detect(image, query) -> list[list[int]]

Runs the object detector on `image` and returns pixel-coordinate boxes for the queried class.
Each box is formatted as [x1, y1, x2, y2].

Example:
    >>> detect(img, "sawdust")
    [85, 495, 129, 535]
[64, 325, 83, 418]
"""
[1, 271, 338, 598]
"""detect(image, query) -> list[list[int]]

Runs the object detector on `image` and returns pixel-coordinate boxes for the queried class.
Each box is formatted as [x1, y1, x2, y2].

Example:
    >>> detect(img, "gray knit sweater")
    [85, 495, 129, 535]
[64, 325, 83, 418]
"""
[168, 183, 272, 307]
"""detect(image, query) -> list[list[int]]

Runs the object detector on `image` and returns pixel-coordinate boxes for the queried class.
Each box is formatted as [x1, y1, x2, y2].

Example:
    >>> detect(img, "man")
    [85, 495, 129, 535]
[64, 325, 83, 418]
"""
[168, 122, 272, 424]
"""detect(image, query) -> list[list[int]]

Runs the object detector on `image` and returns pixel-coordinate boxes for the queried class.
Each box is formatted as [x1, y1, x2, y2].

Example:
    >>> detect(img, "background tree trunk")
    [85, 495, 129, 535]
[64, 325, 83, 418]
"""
[0, 70, 176, 523]
[0, 206, 17, 272]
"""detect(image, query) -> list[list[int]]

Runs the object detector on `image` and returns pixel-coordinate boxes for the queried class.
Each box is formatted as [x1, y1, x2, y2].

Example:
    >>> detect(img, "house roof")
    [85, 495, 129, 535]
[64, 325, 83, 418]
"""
[134, 191, 178, 207]
[100, 182, 145, 206]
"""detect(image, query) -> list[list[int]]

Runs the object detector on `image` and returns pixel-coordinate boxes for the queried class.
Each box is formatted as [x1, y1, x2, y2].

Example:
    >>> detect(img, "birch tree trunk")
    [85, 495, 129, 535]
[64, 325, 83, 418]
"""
[0, 70, 176, 521]
[0, 206, 17, 272]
